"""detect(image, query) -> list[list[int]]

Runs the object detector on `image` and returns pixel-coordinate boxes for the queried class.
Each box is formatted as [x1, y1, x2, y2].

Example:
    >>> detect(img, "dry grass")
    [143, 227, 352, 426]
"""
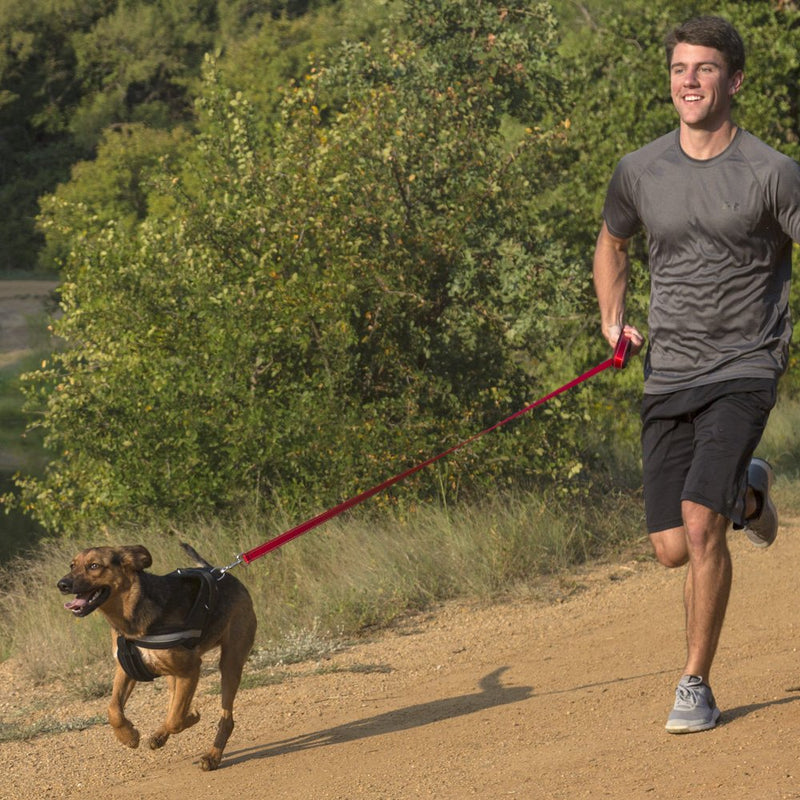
[0, 488, 645, 694]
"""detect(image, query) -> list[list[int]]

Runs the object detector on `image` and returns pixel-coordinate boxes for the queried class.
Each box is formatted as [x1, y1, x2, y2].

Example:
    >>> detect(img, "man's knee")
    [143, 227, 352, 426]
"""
[681, 501, 730, 555]
[650, 527, 689, 568]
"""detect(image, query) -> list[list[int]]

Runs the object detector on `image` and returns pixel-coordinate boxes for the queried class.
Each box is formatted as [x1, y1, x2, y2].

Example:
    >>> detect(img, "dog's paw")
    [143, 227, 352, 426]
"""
[113, 724, 140, 749]
[148, 731, 170, 750]
[200, 752, 221, 771]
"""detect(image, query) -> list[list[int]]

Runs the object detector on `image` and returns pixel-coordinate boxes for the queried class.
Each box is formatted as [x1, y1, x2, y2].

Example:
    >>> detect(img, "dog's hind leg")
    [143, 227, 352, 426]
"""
[149, 671, 202, 750]
[200, 618, 255, 771]
[108, 664, 140, 749]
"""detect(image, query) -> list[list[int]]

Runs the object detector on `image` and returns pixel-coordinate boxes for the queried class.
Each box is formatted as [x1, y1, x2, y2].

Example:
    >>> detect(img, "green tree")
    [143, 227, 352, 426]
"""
[11, 0, 584, 531]
[0, 0, 351, 271]
[37, 123, 189, 268]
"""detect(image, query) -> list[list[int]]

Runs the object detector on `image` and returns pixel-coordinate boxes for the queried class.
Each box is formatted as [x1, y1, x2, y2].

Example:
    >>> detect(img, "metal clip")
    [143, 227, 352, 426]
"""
[214, 554, 245, 579]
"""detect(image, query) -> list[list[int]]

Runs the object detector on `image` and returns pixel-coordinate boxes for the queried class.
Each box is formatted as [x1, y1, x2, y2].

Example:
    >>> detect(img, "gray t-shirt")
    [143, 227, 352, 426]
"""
[603, 128, 800, 394]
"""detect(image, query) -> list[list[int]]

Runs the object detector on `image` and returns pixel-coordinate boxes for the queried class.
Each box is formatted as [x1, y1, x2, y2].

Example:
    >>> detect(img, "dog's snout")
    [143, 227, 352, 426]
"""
[57, 576, 72, 594]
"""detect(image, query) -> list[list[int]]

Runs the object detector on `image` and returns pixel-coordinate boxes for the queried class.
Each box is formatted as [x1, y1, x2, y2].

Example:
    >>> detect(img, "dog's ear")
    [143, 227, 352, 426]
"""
[119, 545, 152, 572]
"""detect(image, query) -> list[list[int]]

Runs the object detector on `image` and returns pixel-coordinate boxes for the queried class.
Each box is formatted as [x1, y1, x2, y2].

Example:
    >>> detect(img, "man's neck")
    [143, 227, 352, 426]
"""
[679, 121, 738, 160]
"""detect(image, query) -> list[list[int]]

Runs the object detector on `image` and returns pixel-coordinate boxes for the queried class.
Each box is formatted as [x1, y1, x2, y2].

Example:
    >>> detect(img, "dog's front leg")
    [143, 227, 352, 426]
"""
[149, 671, 201, 750]
[108, 664, 140, 748]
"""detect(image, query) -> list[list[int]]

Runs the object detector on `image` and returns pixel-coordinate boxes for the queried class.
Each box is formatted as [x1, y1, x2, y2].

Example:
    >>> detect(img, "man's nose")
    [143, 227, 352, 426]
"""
[683, 68, 700, 85]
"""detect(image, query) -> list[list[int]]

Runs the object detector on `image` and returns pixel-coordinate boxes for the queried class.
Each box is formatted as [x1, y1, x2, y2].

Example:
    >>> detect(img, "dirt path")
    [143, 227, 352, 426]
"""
[2, 524, 799, 800]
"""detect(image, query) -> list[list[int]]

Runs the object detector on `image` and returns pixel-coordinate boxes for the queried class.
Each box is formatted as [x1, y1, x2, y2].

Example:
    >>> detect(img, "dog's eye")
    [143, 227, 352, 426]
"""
[88, 562, 102, 571]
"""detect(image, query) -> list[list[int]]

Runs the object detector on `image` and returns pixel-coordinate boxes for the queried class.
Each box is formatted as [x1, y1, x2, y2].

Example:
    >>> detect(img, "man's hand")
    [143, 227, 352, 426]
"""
[606, 323, 645, 356]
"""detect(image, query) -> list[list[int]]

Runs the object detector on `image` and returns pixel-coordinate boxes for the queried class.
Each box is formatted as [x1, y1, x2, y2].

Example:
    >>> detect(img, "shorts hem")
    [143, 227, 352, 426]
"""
[647, 493, 744, 534]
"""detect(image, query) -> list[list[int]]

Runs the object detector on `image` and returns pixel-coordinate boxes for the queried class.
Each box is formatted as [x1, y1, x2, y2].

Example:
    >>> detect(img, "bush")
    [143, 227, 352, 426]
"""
[11, 1, 590, 531]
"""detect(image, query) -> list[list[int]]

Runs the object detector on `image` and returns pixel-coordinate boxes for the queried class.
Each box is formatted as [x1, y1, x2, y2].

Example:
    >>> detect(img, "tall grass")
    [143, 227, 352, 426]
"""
[0, 487, 646, 693]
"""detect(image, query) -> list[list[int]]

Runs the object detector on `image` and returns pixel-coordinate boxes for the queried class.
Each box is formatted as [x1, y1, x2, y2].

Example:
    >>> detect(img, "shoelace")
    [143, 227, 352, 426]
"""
[674, 680, 708, 709]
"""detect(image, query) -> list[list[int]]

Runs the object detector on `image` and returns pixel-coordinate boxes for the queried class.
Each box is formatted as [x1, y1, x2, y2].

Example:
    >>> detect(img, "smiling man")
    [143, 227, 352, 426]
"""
[593, 16, 800, 733]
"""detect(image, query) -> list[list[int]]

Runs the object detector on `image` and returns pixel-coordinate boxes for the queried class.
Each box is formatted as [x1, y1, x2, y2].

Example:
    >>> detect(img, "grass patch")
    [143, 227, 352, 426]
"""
[0, 715, 105, 743]
[238, 670, 295, 690]
[313, 662, 394, 676]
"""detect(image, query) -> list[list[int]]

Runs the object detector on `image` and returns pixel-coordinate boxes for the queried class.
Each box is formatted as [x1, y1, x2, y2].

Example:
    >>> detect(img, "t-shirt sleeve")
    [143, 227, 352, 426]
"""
[602, 157, 642, 240]
[771, 155, 800, 244]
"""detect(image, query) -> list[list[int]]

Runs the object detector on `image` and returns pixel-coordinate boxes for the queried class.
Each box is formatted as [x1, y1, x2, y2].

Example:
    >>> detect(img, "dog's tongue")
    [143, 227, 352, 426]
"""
[64, 596, 89, 611]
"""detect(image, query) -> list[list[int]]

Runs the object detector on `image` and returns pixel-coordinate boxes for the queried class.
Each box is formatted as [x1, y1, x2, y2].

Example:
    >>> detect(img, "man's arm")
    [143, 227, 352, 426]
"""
[593, 222, 643, 350]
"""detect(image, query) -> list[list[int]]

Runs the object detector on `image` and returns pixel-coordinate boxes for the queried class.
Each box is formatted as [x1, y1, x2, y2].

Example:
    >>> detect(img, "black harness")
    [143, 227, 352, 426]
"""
[115, 568, 220, 682]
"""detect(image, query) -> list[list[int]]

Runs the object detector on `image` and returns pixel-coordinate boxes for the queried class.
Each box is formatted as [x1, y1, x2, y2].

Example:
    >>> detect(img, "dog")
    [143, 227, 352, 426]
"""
[57, 543, 257, 771]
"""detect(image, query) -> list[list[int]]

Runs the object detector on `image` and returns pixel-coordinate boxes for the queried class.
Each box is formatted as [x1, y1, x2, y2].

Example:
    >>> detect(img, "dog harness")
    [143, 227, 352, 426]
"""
[115, 568, 221, 682]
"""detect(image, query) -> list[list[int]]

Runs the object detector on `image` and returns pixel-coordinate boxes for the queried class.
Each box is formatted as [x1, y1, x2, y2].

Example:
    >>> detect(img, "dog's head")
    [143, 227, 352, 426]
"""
[57, 545, 152, 617]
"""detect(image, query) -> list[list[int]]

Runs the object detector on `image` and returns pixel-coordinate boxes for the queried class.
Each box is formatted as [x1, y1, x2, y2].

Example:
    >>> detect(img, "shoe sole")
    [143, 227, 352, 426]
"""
[665, 707, 721, 734]
[745, 507, 777, 547]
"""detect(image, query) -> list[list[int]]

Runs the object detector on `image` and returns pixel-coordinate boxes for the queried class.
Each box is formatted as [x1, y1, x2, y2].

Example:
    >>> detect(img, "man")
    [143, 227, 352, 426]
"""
[593, 15, 800, 733]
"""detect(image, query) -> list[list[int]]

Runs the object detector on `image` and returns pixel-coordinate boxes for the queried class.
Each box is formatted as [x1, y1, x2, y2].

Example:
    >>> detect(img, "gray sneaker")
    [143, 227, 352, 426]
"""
[744, 457, 778, 548]
[665, 675, 720, 734]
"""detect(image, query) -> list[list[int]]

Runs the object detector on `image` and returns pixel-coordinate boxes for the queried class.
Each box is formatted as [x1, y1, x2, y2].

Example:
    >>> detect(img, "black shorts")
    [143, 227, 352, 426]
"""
[640, 379, 776, 534]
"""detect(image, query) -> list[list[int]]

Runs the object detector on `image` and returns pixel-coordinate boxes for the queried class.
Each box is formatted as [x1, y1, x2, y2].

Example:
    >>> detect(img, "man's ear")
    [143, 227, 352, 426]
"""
[729, 70, 744, 96]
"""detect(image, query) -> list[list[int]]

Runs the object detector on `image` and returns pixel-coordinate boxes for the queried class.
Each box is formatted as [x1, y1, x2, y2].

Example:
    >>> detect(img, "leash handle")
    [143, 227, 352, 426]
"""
[225, 342, 635, 570]
[612, 334, 631, 370]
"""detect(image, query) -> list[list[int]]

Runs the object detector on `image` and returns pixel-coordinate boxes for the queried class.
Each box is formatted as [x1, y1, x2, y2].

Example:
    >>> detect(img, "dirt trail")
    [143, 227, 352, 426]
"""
[2, 525, 800, 800]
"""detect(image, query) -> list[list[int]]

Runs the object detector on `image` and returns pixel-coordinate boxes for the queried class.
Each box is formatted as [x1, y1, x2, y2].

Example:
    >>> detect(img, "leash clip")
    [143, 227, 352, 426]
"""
[215, 554, 245, 579]
[612, 335, 631, 370]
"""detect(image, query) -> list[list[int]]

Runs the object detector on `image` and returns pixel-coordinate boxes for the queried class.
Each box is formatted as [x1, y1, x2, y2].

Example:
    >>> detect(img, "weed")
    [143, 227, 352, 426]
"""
[0, 715, 105, 743]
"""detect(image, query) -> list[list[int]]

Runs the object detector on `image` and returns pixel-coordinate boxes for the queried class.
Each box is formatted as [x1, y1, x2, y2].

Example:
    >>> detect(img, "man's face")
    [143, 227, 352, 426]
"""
[669, 42, 743, 130]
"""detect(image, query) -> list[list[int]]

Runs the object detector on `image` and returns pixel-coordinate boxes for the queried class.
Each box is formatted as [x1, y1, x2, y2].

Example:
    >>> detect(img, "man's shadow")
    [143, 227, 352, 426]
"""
[223, 666, 530, 767]
[221, 666, 800, 768]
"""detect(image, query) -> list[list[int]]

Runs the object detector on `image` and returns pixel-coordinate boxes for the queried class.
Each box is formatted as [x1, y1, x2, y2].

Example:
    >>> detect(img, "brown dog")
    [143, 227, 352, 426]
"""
[57, 543, 257, 771]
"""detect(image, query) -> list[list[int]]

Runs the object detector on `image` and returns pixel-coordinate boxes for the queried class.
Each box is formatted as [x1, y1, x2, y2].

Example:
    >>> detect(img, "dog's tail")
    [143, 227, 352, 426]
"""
[179, 541, 213, 569]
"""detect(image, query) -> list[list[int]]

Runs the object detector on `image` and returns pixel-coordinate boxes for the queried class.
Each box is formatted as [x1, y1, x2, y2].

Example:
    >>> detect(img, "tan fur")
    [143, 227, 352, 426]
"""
[57, 544, 257, 771]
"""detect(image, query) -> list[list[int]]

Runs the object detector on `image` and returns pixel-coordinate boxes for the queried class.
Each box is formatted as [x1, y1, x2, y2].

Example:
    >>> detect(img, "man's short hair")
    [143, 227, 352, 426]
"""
[665, 16, 745, 75]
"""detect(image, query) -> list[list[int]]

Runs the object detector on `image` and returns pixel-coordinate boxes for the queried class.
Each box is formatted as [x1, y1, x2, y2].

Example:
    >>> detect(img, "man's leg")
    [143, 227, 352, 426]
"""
[680, 500, 731, 682]
[650, 503, 731, 681]
[650, 502, 729, 733]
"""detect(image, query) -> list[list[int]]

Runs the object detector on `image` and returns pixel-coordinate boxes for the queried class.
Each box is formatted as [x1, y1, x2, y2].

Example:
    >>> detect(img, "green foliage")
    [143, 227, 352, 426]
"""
[5, 0, 800, 535]
[0, 0, 353, 270]
[219, 0, 394, 123]
[10, 1, 590, 530]
[37, 123, 189, 268]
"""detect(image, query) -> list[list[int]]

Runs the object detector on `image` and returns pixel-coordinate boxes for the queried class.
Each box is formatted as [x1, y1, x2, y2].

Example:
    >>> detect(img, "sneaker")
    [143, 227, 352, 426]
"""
[744, 457, 778, 548]
[665, 675, 720, 733]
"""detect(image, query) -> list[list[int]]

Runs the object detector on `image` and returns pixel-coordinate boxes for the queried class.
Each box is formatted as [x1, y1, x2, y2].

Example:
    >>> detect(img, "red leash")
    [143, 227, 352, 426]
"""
[217, 336, 632, 575]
